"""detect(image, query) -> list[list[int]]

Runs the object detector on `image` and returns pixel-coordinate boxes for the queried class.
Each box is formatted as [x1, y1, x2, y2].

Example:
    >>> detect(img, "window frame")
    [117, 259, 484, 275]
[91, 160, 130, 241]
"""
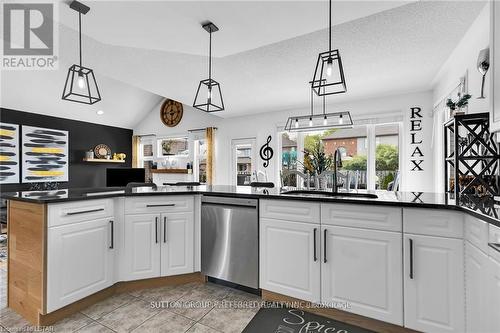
[230, 138, 257, 186]
[277, 121, 403, 191]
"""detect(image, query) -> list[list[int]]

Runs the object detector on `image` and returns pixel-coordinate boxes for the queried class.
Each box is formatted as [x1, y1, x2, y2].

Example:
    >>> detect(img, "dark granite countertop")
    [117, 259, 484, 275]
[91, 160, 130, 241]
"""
[2, 185, 499, 227]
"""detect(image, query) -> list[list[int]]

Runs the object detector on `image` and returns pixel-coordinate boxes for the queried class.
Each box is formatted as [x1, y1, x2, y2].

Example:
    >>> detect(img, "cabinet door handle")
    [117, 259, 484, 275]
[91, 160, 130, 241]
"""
[163, 216, 167, 243]
[109, 220, 114, 249]
[409, 238, 414, 279]
[147, 204, 175, 208]
[323, 229, 327, 263]
[489, 242, 500, 254]
[66, 208, 104, 215]
[155, 217, 159, 244]
[313, 228, 317, 262]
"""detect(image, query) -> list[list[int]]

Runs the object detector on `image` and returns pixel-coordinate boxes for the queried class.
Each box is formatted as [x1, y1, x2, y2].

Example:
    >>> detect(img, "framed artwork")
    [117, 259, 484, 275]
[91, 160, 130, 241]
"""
[22, 125, 69, 183]
[0, 123, 19, 184]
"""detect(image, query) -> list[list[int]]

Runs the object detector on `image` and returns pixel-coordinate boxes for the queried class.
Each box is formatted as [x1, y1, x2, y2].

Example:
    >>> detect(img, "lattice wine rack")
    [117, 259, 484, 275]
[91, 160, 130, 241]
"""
[444, 113, 500, 197]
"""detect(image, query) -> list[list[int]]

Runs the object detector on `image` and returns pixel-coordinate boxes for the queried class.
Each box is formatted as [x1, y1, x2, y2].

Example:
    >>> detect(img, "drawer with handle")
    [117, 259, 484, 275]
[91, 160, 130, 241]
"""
[48, 199, 114, 227]
[125, 195, 194, 214]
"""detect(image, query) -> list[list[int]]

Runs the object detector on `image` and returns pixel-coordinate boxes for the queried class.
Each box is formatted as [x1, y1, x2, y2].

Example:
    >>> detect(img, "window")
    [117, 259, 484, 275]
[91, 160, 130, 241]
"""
[139, 136, 154, 183]
[279, 122, 401, 191]
[281, 132, 298, 187]
[333, 126, 368, 190]
[231, 138, 256, 186]
[375, 123, 400, 190]
[194, 139, 207, 184]
[157, 137, 188, 156]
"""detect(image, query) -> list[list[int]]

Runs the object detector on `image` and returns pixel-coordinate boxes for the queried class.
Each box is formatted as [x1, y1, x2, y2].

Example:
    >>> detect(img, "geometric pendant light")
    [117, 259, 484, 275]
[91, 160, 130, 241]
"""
[62, 1, 102, 105]
[310, 0, 347, 96]
[193, 22, 224, 112]
[285, 84, 352, 132]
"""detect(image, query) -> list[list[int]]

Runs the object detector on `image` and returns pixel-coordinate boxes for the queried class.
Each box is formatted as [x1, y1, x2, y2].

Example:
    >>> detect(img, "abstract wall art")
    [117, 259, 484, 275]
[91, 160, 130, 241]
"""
[0, 123, 19, 184]
[22, 126, 69, 183]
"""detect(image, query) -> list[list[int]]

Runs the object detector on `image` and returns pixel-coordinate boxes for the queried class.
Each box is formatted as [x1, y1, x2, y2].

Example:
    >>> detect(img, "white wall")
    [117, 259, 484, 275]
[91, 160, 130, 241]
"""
[432, 3, 490, 114]
[134, 100, 222, 137]
[135, 90, 435, 192]
[431, 3, 490, 192]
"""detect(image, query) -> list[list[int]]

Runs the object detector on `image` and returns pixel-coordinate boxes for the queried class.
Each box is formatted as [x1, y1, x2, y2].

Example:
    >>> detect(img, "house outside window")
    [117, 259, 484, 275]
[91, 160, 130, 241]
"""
[279, 122, 401, 191]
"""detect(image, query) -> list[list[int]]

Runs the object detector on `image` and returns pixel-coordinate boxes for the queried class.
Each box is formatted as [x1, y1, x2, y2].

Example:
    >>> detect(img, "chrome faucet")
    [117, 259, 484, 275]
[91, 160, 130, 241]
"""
[332, 149, 343, 192]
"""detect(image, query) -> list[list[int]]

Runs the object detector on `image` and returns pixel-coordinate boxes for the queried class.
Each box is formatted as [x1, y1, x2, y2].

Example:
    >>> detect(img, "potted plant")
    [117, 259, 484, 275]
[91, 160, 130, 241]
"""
[446, 94, 472, 117]
[300, 141, 333, 190]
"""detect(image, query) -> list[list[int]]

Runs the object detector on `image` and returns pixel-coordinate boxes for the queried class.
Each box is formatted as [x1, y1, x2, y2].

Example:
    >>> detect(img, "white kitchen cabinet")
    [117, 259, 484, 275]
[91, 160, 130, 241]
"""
[488, 249, 500, 332]
[47, 217, 115, 312]
[123, 210, 194, 281]
[465, 242, 489, 333]
[260, 218, 321, 303]
[260, 199, 320, 224]
[403, 208, 464, 239]
[123, 214, 161, 281]
[321, 226, 403, 325]
[321, 204, 402, 232]
[160, 212, 194, 276]
[404, 234, 464, 333]
[487, 224, 500, 332]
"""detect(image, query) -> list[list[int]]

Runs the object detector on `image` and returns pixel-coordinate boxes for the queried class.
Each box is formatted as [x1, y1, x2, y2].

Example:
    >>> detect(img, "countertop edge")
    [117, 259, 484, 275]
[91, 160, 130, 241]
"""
[4, 189, 499, 228]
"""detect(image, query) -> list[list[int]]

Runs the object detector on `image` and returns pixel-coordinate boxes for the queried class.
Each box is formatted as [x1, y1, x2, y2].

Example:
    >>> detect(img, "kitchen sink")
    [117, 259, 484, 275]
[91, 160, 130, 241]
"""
[281, 190, 378, 199]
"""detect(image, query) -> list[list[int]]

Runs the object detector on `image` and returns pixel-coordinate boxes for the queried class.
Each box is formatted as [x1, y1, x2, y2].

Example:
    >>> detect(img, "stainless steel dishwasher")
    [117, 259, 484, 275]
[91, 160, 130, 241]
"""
[201, 196, 259, 289]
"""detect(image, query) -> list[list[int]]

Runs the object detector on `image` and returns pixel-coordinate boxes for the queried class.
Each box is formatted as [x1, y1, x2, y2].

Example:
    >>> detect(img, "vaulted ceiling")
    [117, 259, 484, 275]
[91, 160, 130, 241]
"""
[0, 1, 487, 128]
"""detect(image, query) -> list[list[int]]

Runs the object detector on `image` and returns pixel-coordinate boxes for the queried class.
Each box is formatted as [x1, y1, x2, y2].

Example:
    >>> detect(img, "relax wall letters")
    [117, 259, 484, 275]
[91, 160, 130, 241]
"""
[410, 107, 424, 171]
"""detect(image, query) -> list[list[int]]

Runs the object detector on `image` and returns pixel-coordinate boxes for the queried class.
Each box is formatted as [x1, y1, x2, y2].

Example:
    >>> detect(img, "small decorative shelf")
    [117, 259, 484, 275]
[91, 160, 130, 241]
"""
[83, 158, 125, 163]
[151, 169, 188, 174]
[444, 112, 500, 197]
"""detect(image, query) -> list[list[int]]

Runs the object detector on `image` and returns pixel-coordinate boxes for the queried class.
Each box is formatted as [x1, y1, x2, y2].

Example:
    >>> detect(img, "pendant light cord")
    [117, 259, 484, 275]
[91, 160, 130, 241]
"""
[78, 12, 82, 68]
[310, 88, 314, 117]
[208, 28, 212, 82]
[329, 0, 332, 53]
[323, 95, 326, 115]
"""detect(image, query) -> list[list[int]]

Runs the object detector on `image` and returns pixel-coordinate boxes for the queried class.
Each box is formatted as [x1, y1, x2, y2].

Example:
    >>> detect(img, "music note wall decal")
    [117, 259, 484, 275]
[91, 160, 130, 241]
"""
[259, 135, 274, 168]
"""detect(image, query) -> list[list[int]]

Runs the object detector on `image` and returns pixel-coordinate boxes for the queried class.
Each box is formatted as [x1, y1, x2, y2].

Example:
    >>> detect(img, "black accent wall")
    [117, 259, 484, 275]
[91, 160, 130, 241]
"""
[0, 108, 133, 191]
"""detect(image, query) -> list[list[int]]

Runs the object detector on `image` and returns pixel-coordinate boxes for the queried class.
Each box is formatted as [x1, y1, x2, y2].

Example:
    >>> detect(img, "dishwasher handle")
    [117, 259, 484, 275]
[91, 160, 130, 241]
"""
[201, 196, 258, 208]
[202, 202, 257, 209]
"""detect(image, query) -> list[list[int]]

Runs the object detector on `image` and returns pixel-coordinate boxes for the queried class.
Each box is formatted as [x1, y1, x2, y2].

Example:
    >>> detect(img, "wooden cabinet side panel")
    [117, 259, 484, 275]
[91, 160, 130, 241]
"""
[7, 200, 47, 324]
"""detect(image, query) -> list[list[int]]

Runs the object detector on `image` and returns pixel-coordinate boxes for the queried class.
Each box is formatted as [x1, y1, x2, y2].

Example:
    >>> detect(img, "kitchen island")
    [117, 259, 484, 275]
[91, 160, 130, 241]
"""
[3, 186, 500, 333]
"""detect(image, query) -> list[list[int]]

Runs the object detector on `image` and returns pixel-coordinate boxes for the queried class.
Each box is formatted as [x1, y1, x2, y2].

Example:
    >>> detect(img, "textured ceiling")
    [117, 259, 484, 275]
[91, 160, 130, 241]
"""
[56, 1, 413, 57]
[1, 1, 487, 127]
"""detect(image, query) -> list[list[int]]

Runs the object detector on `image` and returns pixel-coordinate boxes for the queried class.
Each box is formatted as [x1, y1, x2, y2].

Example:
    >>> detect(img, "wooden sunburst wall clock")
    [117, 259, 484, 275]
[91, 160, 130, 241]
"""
[160, 99, 184, 127]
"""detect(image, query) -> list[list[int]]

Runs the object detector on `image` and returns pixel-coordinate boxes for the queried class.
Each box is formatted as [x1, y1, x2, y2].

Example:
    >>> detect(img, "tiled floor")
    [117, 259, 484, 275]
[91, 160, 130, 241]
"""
[0, 269, 261, 333]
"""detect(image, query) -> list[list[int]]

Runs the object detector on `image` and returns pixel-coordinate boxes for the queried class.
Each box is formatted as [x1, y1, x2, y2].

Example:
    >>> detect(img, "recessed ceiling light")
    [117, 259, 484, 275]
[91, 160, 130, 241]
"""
[96, 110, 104, 115]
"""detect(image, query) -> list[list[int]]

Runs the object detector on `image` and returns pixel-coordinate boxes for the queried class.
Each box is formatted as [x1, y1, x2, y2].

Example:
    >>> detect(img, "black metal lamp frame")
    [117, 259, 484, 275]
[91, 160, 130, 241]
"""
[285, 85, 352, 132]
[62, 0, 101, 105]
[193, 78, 224, 112]
[444, 112, 500, 197]
[311, 50, 347, 96]
[193, 22, 224, 112]
[285, 111, 353, 132]
[310, 0, 347, 96]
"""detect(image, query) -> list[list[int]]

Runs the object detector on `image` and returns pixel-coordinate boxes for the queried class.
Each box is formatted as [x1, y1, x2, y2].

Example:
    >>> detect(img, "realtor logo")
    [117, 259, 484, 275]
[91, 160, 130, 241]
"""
[1, 1, 58, 70]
